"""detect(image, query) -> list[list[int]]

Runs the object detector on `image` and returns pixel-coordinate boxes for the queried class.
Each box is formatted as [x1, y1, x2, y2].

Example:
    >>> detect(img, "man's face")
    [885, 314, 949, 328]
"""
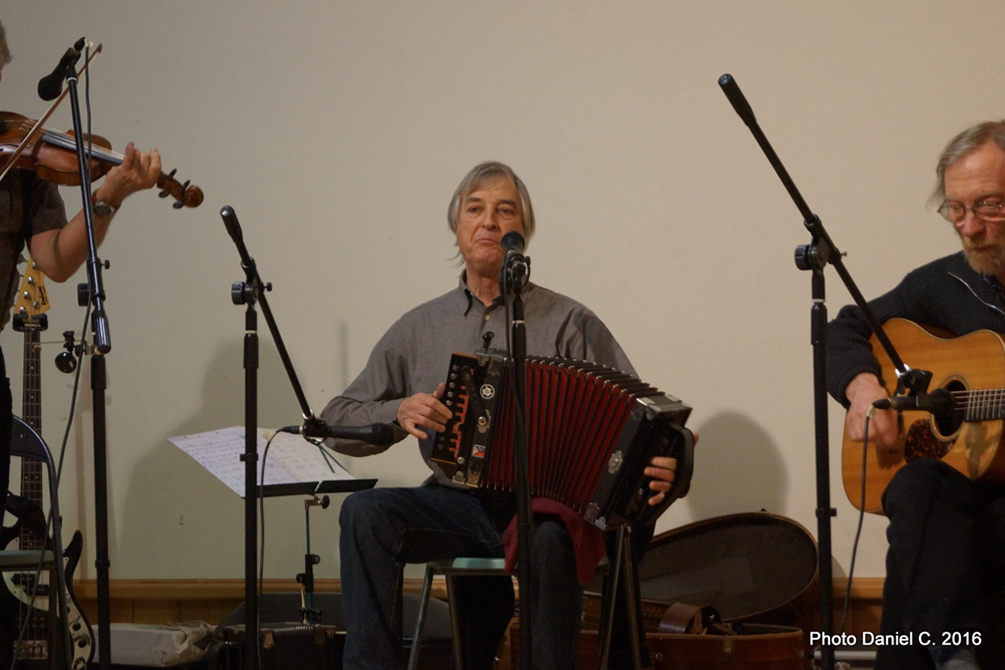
[455, 175, 525, 279]
[944, 141, 1005, 279]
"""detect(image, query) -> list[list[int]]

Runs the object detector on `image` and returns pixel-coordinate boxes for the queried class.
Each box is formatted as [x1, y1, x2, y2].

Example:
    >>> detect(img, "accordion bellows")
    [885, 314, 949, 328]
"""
[431, 352, 695, 529]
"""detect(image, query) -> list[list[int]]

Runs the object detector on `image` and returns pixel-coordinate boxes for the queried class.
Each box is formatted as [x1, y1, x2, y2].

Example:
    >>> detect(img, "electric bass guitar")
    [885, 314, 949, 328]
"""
[841, 318, 1005, 513]
[0, 262, 94, 669]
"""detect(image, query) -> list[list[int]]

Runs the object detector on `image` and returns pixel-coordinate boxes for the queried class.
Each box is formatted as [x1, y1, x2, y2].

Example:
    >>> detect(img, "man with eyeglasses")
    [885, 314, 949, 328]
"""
[826, 121, 1005, 670]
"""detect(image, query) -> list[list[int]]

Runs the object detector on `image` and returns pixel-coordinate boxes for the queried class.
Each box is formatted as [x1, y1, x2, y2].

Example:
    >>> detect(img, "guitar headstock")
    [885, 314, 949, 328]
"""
[11, 260, 49, 332]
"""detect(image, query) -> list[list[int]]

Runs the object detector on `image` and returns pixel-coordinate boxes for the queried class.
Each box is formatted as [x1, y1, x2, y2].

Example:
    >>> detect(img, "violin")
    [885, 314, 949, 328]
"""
[0, 111, 203, 209]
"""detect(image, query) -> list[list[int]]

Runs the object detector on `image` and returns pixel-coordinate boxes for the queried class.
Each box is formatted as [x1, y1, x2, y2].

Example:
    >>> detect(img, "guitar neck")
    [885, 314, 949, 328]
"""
[19, 322, 44, 550]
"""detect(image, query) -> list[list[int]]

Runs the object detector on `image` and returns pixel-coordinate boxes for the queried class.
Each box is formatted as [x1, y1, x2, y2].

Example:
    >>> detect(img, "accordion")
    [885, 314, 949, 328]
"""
[430, 351, 695, 529]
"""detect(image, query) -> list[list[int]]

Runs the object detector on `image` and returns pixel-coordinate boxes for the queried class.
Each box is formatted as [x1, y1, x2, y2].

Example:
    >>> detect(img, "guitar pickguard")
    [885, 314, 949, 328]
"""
[904, 419, 953, 461]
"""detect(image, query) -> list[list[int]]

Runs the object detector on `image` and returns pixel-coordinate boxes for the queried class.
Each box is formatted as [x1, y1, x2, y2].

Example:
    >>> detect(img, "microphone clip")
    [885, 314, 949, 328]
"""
[55, 330, 83, 374]
[504, 250, 530, 289]
[300, 416, 331, 440]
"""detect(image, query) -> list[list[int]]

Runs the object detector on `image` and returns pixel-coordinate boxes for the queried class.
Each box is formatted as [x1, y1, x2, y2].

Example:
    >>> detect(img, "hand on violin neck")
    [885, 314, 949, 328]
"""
[98, 142, 161, 206]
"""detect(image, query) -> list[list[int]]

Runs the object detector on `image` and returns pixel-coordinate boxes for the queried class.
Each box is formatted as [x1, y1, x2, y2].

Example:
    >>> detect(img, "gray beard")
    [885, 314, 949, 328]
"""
[962, 244, 1005, 277]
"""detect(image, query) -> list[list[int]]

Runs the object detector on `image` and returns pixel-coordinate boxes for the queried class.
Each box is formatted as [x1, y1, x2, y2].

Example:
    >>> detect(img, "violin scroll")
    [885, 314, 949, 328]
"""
[157, 168, 204, 209]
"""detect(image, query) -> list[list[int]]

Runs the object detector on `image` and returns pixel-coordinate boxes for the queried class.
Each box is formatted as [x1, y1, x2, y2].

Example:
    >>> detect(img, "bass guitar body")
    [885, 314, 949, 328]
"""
[0, 263, 94, 668]
[842, 318, 1005, 513]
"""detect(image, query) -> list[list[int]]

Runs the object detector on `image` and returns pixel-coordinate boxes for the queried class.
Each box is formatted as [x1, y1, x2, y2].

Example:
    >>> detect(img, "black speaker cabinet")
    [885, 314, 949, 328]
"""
[207, 592, 452, 670]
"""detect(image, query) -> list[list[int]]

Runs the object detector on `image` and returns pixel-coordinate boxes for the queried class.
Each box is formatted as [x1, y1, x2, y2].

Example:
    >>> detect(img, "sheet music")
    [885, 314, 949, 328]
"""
[169, 426, 354, 498]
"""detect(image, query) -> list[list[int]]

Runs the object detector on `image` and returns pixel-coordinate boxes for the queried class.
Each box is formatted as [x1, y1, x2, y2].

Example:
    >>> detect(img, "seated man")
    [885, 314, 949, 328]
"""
[827, 120, 1005, 670]
[323, 161, 682, 669]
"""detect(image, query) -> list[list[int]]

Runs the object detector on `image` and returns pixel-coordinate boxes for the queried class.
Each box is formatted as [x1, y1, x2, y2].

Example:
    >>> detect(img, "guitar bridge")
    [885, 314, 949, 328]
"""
[13, 639, 49, 660]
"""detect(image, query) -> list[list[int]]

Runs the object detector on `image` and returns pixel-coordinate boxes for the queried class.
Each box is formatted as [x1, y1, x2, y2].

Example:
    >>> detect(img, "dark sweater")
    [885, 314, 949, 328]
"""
[826, 251, 1005, 406]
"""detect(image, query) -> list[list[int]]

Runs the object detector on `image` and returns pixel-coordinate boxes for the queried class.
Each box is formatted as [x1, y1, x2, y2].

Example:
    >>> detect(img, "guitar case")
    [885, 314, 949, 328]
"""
[571, 512, 819, 669]
[634, 511, 819, 630]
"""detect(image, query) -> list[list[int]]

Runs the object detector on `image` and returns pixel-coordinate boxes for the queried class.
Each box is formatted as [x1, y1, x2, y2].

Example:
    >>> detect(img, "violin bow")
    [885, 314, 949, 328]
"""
[0, 43, 103, 186]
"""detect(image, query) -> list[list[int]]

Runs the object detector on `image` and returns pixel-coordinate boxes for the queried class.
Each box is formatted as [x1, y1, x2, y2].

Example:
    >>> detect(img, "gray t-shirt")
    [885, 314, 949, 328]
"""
[0, 170, 67, 330]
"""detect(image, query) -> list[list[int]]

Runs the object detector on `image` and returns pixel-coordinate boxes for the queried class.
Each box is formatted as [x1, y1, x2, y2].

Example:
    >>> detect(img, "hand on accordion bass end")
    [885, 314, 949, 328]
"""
[645, 432, 697, 506]
[644, 456, 677, 506]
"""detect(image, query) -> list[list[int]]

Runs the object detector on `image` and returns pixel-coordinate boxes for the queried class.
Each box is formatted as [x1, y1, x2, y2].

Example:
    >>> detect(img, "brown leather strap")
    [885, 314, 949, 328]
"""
[657, 601, 723, 634]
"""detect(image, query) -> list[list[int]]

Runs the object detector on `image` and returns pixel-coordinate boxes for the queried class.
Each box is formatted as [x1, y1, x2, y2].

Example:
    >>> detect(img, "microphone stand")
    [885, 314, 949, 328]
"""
[61, 53, 115, 670]
[501, 250, 533, 670]
[220, 206, 374, 670]
[717, 74, 931, 670]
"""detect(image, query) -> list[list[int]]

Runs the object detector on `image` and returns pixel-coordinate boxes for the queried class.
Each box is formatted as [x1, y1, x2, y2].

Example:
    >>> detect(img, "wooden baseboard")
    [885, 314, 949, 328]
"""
[72, 576, 885, 631]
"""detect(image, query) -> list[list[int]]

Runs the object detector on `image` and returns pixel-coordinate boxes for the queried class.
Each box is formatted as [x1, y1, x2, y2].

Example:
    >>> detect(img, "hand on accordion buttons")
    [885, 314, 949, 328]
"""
[645, 432, 697, 506]
[396, 382, 452, 440]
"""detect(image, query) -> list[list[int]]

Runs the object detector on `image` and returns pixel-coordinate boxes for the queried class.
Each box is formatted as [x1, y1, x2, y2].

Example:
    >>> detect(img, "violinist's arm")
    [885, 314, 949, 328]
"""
[28, 142, 160, 282]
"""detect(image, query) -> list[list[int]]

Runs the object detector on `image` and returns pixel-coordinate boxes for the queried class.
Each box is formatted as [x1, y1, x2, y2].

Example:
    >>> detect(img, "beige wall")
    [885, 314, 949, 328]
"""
[2, 2, 997, 583]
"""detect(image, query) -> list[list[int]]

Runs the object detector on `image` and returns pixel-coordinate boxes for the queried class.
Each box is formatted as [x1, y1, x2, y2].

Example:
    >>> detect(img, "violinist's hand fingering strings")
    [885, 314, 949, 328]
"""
[0, 42, 203, 210]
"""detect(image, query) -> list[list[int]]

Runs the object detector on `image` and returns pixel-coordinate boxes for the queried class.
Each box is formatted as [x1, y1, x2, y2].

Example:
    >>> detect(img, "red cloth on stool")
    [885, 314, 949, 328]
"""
[502, 498, 607, 585]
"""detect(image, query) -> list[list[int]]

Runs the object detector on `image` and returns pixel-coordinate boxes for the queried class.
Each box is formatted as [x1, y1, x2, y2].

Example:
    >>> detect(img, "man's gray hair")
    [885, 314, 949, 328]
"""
[932, 120, 1005, 205]
[447, 161, 536, 241]
[0, 20, 11, 67]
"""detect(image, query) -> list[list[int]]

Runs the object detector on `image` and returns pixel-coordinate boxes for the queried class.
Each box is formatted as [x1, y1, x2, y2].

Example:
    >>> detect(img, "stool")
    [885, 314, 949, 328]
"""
[407, 526, 640, 670]
[406, 557, 511, 670]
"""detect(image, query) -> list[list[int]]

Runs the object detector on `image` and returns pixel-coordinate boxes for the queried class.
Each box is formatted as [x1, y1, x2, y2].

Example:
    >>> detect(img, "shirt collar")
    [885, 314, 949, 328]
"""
[458, 271, 504, 315]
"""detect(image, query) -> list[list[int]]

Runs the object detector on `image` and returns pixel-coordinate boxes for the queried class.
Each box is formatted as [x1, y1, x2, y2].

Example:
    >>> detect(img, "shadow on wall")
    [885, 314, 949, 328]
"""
[114, 335, 308, 578]
[684, 411, 788, 520]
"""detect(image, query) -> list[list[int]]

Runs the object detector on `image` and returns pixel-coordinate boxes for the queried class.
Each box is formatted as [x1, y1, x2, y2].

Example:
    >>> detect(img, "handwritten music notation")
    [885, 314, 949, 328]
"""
[168, 426, 354, 498]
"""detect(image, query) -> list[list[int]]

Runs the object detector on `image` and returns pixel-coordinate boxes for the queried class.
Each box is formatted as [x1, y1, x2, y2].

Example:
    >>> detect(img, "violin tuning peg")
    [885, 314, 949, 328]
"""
[173, 200, 183, 210]
[166, 168, 177, 179]
[158, 188, 169, 199]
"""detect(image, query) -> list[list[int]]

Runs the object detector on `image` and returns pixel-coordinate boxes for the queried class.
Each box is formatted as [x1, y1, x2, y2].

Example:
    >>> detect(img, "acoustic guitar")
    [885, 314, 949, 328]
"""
[842, 318, 1005, 513]
[0, 261, 94, 669]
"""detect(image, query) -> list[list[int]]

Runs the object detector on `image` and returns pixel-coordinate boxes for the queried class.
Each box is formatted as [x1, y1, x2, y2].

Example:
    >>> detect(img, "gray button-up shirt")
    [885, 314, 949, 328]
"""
[321, 275, 634, 487]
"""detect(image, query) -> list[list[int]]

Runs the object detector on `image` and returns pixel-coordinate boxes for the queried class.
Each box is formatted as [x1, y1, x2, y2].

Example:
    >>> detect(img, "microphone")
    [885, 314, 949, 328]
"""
[277, 420, 396, 446]
[37, 37, 86, 101]
[502, 230, 526, 256]
[220, 205, 243, 245]
[872, 388, 955, 413]
[718, 73, 757, 129]
[501, 231, 529, 284]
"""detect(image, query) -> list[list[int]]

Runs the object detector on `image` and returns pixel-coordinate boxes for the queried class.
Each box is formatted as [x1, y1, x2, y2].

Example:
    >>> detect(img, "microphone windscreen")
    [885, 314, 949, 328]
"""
[501, 231, 525, 254]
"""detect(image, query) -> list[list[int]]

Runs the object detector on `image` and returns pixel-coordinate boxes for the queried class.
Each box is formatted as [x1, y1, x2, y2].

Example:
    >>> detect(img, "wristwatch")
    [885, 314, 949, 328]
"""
[92, 194, 118, 218]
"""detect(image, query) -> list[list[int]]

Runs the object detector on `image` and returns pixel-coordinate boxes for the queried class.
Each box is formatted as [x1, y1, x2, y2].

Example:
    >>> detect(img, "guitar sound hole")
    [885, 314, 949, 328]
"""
[933, 379, 966, 437]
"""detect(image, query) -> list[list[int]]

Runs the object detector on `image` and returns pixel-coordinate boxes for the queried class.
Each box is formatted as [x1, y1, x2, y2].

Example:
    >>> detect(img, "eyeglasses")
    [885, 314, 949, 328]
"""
[937, 199, 1005, 224]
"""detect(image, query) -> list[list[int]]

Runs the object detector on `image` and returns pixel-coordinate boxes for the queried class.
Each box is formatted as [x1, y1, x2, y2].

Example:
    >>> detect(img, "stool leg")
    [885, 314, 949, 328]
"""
[445, 573, 465, 670]
[407, 565, 435, 670]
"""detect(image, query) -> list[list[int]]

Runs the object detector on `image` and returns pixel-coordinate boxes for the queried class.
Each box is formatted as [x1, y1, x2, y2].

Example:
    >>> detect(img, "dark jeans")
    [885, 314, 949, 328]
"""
[877, 457, 1005, 669]
[338, 482, 585, 670]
